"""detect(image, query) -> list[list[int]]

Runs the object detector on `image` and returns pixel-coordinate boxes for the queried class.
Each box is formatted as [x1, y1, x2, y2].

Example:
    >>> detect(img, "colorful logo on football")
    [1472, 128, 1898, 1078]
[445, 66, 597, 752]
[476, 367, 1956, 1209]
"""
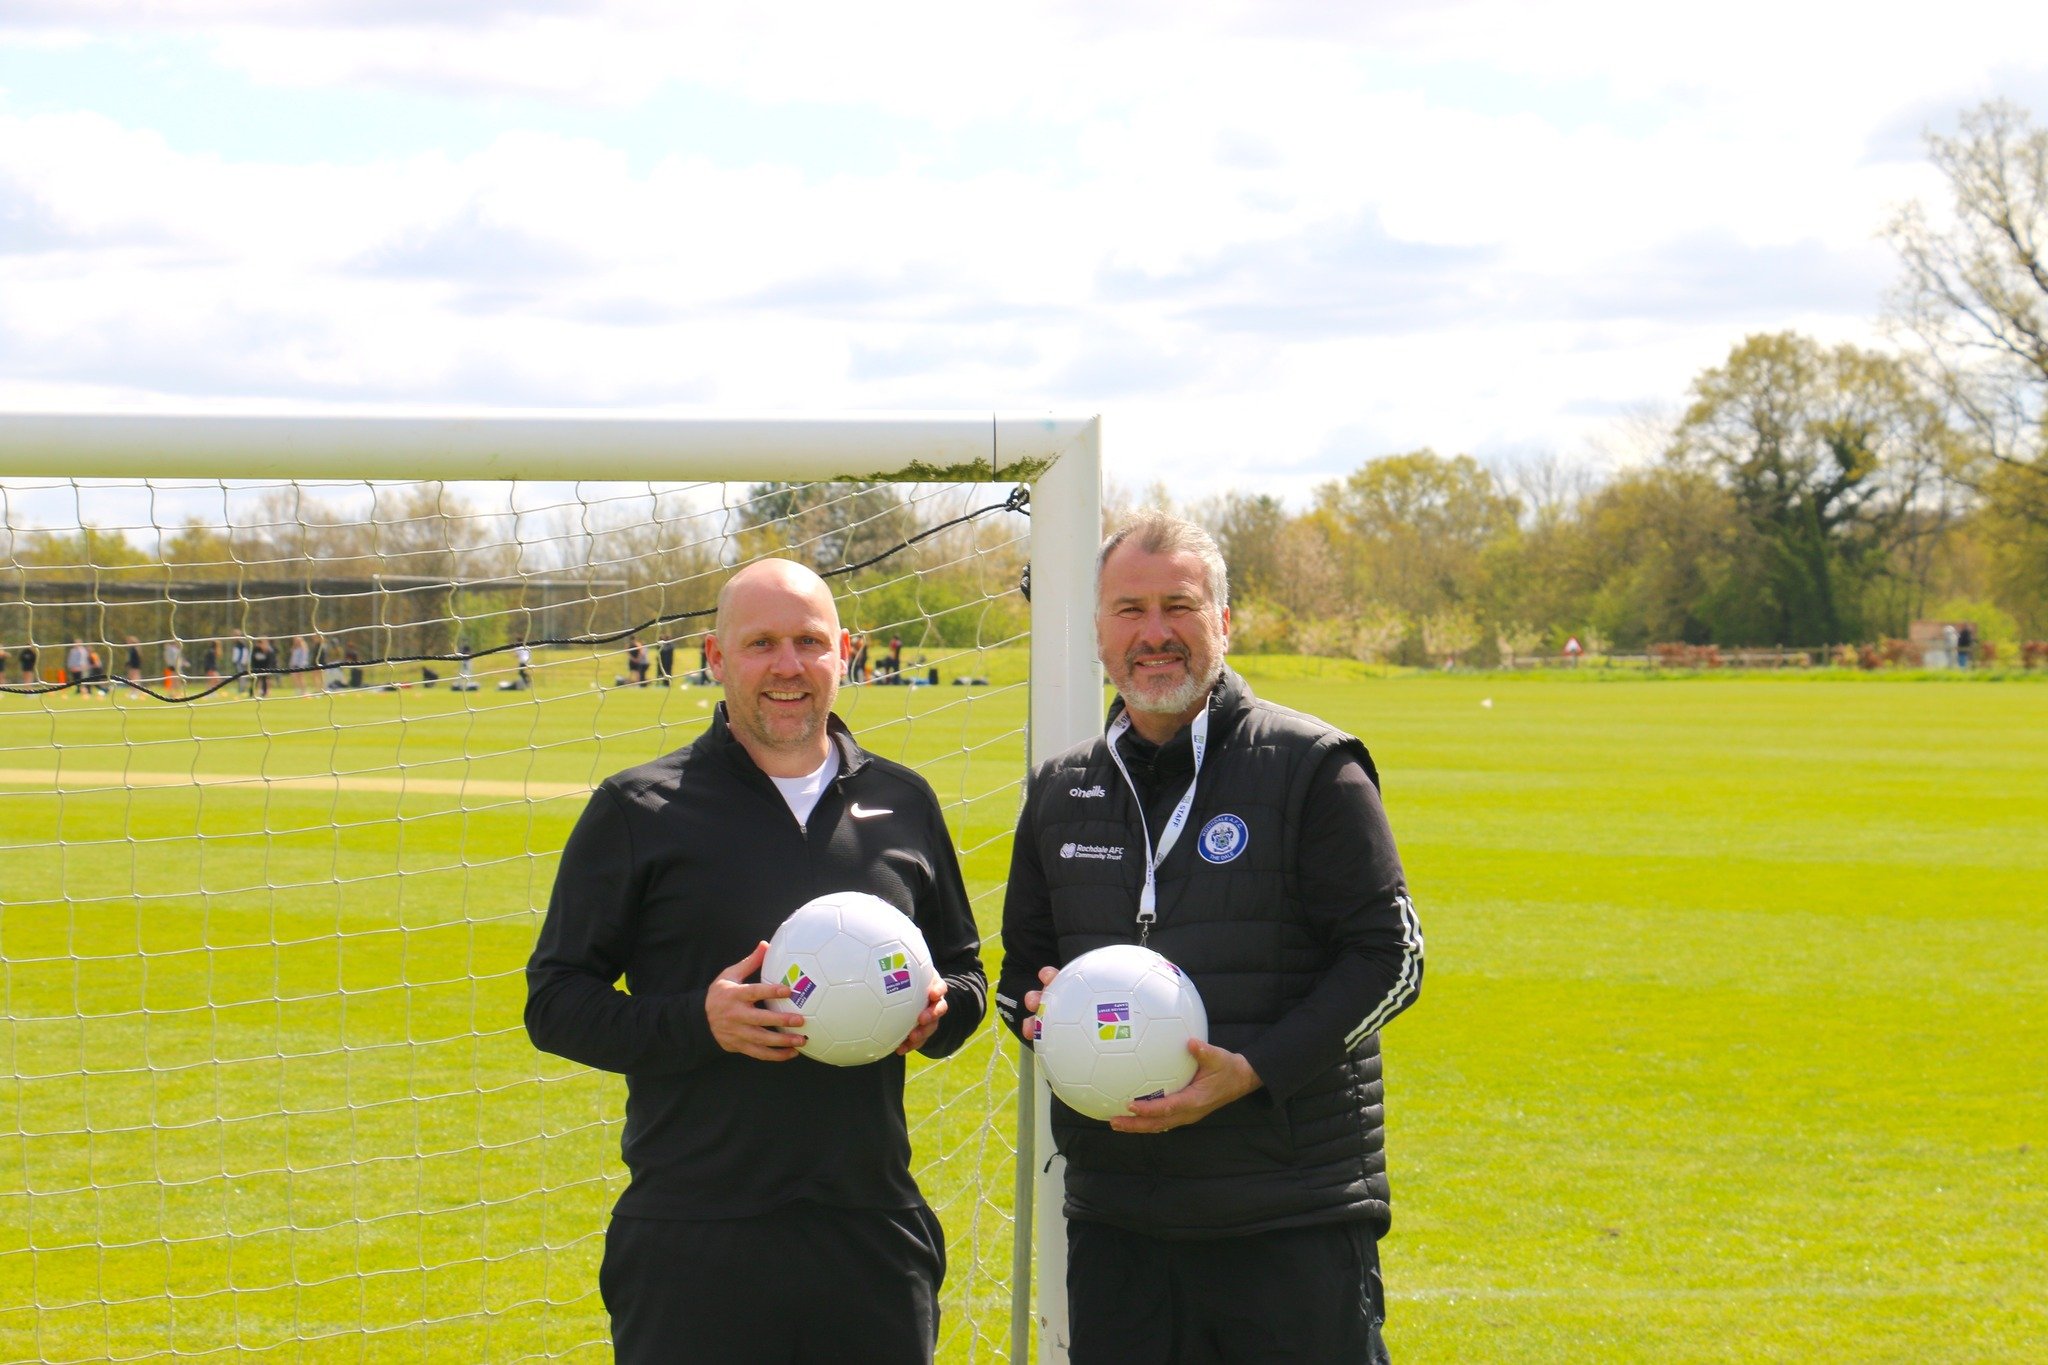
[782, 962, 817, 1008]
[1097, 1001, 1132, 1040]
[877, 950, 914, 994]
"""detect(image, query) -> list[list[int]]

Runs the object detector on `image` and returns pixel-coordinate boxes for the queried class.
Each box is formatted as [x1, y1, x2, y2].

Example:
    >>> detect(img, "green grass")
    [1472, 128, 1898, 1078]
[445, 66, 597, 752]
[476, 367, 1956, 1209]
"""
[2, 672, 2044, 1362]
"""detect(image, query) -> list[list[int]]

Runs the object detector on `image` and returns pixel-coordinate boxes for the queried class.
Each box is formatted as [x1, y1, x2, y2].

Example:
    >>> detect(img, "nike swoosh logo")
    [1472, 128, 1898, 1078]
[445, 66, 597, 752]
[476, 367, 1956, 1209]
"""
[850, 803, 893, 819]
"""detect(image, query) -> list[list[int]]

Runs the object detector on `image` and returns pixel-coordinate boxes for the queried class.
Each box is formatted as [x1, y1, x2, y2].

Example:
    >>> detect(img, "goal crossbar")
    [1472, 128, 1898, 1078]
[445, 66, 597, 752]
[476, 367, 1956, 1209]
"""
[0, 412, 1095, 482]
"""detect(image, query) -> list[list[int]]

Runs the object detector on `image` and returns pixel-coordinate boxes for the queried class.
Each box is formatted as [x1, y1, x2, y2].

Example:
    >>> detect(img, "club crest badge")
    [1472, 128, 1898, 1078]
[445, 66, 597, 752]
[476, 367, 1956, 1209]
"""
[1197, 813, 1249, 864]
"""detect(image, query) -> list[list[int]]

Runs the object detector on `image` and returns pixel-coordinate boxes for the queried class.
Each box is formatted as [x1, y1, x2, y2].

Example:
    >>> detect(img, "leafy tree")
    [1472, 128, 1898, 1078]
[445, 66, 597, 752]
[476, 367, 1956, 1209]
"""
[739, 481, 908, 574]
[1420, 608, 1482, 667]
[1977, 462, 2048, 633]
[1673, 332, 1955, 644]
[1224, 596, 1295, 654]
[1349, 605, 1409, 663]
[1487, 456, 1602, 636]
[1578, 464, 1758, 647]
[1314, 450, 1520, 621]
[1201, 490, 1288, 604]
[1495, 622, 1546, 667]
[5, 526, 153, 655]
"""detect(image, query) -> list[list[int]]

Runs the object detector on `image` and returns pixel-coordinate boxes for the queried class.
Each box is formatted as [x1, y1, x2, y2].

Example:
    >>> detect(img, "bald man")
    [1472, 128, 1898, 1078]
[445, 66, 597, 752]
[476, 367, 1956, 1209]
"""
[525, 559, 988, 1364]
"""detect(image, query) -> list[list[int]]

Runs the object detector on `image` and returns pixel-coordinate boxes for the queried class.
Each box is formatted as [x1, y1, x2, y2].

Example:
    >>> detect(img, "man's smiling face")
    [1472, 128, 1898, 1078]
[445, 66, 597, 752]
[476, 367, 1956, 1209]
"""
[1095, 542, 1229, 727]
[707, 559, 850, 775]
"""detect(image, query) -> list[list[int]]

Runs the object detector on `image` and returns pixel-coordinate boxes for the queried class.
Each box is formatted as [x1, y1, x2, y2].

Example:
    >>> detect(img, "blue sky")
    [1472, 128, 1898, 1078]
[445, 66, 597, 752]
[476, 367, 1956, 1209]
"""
[2, 2, 2045, 505]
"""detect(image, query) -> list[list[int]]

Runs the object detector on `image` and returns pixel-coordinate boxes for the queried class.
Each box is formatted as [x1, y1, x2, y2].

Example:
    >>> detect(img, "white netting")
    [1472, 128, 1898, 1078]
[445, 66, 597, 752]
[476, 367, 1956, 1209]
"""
[0, 476, 1033, 1362]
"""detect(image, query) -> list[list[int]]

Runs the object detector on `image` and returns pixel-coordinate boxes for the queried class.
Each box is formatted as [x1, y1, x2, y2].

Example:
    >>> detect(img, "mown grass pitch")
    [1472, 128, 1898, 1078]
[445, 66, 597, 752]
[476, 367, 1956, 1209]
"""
[3, 668, 2044, 1362]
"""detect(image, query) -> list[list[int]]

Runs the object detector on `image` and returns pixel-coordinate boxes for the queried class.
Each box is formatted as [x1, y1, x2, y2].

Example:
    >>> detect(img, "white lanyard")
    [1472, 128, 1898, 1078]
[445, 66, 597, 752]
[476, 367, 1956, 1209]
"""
[1104, 705, 1210, 943]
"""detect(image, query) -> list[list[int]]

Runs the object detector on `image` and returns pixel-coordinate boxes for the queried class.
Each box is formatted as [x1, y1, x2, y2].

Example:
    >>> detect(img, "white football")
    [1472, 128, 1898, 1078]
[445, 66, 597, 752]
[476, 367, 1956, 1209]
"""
[1035, 944, 1208, 1120]
[762, 891, 937, 1067]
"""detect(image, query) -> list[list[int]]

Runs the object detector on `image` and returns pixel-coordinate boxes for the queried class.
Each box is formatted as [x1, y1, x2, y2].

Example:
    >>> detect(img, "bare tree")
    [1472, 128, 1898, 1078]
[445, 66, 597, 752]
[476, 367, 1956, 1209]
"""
[1267, 515, 1348, 620]
[1585, 402, 1679, 471]
[1887, 100, 2048, 509]
[1495, 452, 1596, 533]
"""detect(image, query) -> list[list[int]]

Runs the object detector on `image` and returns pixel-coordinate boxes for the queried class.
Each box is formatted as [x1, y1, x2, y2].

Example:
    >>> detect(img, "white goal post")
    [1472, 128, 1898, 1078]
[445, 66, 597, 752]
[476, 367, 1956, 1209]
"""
[0, 413, 1100, 1363]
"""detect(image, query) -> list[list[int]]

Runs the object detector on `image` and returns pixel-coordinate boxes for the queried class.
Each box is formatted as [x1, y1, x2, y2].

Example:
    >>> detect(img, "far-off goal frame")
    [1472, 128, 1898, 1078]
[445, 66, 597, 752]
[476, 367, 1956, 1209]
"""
[0, 412, 1101, 1364]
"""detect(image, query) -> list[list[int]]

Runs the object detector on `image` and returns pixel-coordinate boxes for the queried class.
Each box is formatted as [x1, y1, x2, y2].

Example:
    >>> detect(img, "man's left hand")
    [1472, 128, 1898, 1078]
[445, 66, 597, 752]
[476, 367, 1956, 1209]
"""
[1110, 1039, 1262, 1134]
[895, 978, 950, 1055]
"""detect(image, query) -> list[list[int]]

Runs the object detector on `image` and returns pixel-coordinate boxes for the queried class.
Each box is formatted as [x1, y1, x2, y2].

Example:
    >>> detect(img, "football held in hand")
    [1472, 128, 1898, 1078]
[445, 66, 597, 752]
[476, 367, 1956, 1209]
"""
[762, 891, 938, 1066]
[1035, 944, 1208, 1120]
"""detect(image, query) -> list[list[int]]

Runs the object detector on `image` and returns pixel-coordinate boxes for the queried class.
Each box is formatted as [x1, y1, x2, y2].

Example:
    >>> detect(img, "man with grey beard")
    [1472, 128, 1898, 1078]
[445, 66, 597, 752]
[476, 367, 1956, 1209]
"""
[997, 510, 1424, 1364]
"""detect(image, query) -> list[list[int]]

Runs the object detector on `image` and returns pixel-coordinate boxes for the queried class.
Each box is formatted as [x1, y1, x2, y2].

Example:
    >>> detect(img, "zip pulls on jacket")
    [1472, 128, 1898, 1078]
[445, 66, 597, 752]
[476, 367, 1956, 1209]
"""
[1102, 705, 1210, 945]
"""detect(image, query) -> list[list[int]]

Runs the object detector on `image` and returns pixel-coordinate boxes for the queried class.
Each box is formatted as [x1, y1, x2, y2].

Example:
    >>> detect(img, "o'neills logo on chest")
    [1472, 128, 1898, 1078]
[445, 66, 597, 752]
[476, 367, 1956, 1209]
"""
[1059, 842, 1124, 861]
[1068, 785, 1107, 798]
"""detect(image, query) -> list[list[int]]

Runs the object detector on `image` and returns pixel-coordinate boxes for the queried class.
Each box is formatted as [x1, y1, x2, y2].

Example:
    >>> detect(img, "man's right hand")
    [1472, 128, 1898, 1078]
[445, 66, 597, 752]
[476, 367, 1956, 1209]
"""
[706, 941, 807, 1061]
[1021, 964, 1058, 1041]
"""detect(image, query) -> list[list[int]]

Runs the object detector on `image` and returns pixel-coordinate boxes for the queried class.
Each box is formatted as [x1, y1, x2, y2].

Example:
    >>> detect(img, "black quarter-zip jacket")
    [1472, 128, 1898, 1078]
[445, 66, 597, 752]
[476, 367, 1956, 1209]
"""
[524, 705, 987, 1220]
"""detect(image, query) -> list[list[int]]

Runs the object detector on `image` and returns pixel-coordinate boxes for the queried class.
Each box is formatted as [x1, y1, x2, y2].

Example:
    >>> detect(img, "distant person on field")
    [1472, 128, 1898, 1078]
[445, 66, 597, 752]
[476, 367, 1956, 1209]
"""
[1956, 623, 1975, 669]
[67, 641, 88, 694]
[250, 638, 276, 697]
[626, 636, 650, 687]
[19, 644, 36, 683]
[524, 557, 986, 1364]
[1564, 635, 1583, 667]
[515, 640, 533, 690]
[162, 638, 183, 697]
[289, 636, 312, 696]
[657, 637, 675, 687]
[123, 636, 143, 694]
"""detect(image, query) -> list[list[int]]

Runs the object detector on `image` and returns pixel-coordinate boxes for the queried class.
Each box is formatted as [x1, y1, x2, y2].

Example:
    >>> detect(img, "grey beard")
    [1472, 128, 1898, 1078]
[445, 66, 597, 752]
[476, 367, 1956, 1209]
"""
[1122, 657, 1221, 717]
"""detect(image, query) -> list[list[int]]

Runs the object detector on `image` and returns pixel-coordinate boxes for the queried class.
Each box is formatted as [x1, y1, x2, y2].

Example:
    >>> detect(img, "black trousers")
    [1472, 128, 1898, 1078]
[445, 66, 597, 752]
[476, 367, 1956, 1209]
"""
[601, 1204, 945, 1365]
[1066, 1218, 1391, 1364]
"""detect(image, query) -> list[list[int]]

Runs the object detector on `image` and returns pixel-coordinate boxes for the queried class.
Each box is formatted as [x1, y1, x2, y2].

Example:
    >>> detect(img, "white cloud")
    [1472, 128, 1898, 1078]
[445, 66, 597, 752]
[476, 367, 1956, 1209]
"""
[0, 3, 2043, 501]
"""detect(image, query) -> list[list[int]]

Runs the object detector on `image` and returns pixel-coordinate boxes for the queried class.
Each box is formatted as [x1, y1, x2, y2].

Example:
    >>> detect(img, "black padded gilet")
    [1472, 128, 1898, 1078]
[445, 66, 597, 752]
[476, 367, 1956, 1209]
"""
[1028, 671, 1391, 1238]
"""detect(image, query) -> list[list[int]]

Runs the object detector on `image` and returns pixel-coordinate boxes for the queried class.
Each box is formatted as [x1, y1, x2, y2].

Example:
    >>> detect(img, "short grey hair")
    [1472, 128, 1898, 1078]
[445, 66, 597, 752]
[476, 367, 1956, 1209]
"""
[1096, 509, 1229, 611]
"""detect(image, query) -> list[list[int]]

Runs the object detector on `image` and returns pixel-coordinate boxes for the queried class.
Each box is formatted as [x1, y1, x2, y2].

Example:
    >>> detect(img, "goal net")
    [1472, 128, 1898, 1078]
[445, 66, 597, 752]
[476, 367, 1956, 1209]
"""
[0, 416, 1100, 1363]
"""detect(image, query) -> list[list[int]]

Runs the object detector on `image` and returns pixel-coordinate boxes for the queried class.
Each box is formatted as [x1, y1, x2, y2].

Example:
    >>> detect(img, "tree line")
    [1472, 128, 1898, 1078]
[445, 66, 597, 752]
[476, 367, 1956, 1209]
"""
[1164, 99, 2046, 664]
[3, 100, 2042, 673]
[0, 479, 1029, 669]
